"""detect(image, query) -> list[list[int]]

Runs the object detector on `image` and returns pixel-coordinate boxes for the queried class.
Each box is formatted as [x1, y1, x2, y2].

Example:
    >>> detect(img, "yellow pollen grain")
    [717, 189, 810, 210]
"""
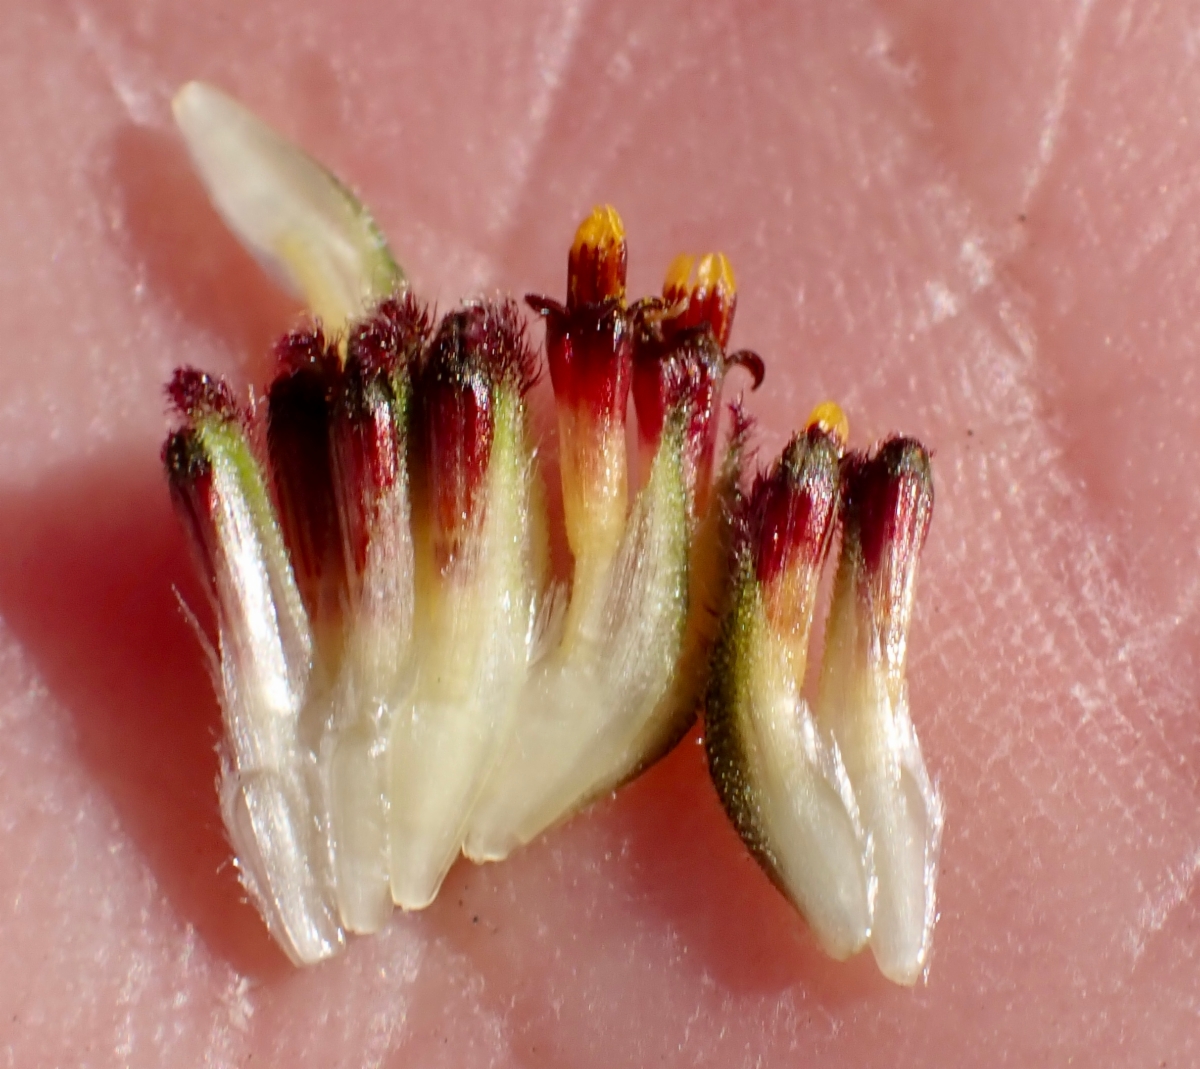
[572, 204, 625, 258]
[806, 400, 850, 447]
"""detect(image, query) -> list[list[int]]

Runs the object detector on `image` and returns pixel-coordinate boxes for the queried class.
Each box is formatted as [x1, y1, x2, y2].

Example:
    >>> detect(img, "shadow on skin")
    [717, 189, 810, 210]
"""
[0, 452, 291, 981]
[102, 121, 302, 381]
[41, 118, 313, 976]
[78, 118, 910, 1017]
[603, 729, 898, 1002]
[419, 731, 893, 1068]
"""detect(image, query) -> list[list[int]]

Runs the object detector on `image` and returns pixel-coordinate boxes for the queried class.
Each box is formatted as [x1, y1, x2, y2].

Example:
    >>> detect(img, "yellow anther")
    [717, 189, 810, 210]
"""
[695, 252, 736, 299]
[659, 251, 739, 347]
[663, 253, 696, 301]
[568, 205, 627, 306]
[806, 401, 850, 448]
[572, 204, 625, 257]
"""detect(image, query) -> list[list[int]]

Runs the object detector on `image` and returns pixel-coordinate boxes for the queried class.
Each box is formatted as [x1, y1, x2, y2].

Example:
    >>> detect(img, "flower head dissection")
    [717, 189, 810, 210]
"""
[165, 83, 944, 982]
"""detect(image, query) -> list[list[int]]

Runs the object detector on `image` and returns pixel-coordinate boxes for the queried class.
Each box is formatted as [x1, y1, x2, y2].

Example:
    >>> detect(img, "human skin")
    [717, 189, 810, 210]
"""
[1, 0, 1198, 1065]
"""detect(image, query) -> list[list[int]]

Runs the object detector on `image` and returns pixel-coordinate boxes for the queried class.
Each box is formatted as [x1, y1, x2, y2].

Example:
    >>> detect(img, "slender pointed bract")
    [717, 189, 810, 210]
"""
[320, 296, 426, 933]
[387, 300, 541, 907]
[173, 81, 402, 334]
[815, 437, 942, 985]
[163, 369, 343, 965]
[705, 409, 871, 962]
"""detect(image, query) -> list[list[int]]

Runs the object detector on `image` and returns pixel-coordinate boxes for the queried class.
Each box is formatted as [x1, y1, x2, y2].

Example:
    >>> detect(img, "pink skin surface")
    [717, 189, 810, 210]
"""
[1, 0, 1197, 1065]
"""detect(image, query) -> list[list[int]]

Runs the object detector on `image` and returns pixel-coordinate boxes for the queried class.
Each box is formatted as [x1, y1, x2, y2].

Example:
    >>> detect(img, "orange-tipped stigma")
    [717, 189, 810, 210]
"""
[806, 401, 849, 449]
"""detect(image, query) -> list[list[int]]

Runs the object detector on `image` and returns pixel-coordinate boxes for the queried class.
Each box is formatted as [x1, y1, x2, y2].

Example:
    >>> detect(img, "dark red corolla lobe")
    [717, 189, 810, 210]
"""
[333, 352, 404, 577]
[526, 205, 632, 424]
[164, 367, 246, 597]
[335, 291, 430, 514]
[844, 437, 934, 583]
[748, 425, 843, 588]
[632, 324, 722, 480]
[267, 327, 344, 617]
[162, 427, 219, 593]
[350, 291, 431, 379]
[167, 366, 239, 423]
[423, 366, 491, 546]
[274, 325, 337, 376]
[162, 426, 212, 484]
[417, 301, 530, 564]
[533, 300, 631, 422]
[445, 298, 536, 394]
[163, 368, 245, 597]
[337, 356, 400, 494]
